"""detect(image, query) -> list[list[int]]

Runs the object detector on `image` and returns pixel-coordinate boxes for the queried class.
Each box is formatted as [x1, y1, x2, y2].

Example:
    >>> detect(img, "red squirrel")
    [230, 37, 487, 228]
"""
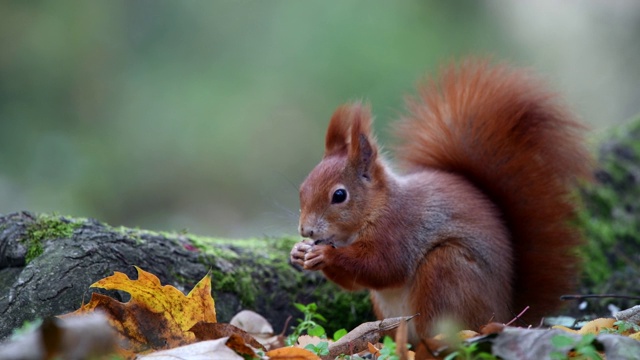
[289, 59, 591, 344]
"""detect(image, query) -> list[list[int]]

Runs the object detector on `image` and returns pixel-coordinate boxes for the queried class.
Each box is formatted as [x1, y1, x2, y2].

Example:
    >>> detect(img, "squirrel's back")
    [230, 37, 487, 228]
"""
[395, 59, 592, 321]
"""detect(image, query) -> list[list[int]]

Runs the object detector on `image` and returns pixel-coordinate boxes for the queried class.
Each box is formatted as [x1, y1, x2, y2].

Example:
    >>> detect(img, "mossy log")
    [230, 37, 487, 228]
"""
[0, 211, 373, 340]
[576, 116, 640, 314]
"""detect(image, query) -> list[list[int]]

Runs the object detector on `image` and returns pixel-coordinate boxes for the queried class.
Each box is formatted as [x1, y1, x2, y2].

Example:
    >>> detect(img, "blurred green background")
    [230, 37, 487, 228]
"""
[1, 1, 639, 237]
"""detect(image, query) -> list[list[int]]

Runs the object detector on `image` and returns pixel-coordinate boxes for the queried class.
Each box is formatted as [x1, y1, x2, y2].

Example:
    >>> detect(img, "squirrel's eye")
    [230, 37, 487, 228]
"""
[331, 188, 348, 204]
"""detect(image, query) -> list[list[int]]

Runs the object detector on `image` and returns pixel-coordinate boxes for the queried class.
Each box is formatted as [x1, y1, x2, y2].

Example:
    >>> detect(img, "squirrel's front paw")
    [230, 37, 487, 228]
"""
[303, 245, 329, 271]
[290, 239, 313, 267]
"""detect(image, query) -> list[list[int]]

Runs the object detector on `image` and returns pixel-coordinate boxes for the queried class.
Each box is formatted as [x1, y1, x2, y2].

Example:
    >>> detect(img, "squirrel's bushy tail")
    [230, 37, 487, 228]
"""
[395, 59, 592, 320]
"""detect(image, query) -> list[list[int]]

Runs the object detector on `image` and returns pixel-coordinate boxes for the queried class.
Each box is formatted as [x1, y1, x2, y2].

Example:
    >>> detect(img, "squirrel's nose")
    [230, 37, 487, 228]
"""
[300, 226, 314, 238]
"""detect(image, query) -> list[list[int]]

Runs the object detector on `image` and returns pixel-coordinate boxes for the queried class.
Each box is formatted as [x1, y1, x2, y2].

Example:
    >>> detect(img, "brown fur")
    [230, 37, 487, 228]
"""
[290, 59, 592, 345]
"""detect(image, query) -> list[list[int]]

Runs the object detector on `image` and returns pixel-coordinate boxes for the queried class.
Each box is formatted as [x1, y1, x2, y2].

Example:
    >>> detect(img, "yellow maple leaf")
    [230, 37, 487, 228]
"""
[62, 266, 215, 356]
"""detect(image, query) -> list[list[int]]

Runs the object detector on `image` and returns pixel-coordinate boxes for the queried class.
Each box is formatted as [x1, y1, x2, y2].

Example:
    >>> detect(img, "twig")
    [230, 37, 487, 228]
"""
[505, 306, 530, 326]
[279, 315, 292, 337]
[560, 294, 640, 301]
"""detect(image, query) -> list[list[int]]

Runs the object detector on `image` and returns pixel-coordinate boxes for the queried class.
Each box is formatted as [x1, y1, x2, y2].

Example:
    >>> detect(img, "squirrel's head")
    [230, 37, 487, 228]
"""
[298, 103, 387, 247]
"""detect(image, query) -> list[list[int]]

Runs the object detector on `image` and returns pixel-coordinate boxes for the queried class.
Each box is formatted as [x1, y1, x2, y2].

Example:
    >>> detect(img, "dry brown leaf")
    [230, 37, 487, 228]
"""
[230, 309, 273, 335]
[137, 337, 244, 360]
[367, 342, 380, 357]
[479, 322, 505, 335]
[61, 266, 216, 356]
[230, 310, 281, 349]
[225, 333, 258, 358]
[296, 334, 329, 348]
[492, 327, 640, 360]
[189, 321, 265, 351]
[458, 329, 480, 340]
[266, 346, 321, 359]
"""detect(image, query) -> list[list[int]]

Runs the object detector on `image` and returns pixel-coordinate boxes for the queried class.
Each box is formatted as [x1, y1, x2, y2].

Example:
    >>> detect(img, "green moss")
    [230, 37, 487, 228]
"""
[308, 281, 373, 334]
[185, 235, 276, 307]
[211, 266, 258, 306]
[22, 214, 83, 263]
[578, 115, 640, 285]
[25, 242, 43, 264]
[111, 226, 145, 244]
[188, 236, 240, 260]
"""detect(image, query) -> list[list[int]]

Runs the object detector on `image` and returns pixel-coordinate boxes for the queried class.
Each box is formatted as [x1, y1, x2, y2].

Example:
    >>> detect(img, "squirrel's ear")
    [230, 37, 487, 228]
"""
[324, 105, 352, 157]
[348, 104, 378, 181]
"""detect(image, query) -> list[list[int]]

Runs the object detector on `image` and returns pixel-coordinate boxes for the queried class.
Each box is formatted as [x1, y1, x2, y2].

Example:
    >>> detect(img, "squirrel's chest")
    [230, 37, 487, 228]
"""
[371, 286, 418, 341]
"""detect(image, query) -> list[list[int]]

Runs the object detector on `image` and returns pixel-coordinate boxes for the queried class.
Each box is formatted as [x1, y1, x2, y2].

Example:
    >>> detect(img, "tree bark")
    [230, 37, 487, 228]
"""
[0, 211, 372, 340]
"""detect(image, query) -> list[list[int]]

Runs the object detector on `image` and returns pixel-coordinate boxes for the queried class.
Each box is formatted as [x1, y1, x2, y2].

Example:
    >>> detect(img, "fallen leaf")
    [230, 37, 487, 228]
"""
[266, 346, 321, 359]
[189, 321, 265, 351]
[492, 328, 578, 359]
[458, 329, 480, 340]
[491, 327, 640, 360]
[137, 337, 243, 360]
[62, 266, 215, 355]
[230, 309, 273, 335]
[296, 334, 328, 348]
[367, 342, 380, 357]
[225, 333, 258, 358]
[230, 309, 281, 349]
[596, 333, 640, 359]
[479, 322, 505, 335]
[578, 318, 616, 335]
[551, 325, 578, 334]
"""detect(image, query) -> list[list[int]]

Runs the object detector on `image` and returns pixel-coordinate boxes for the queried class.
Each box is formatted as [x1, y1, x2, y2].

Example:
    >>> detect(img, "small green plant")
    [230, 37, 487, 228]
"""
[303, 327, 349, 356]
[333, 328, 348, 341]
[550, 333, 602, 360]
[378, 336, 400, 360]
[444, 341, 497, 360]
[609, 320, 640, 334]
[304, 341, 330, 356]
[285, 303, 327, 346]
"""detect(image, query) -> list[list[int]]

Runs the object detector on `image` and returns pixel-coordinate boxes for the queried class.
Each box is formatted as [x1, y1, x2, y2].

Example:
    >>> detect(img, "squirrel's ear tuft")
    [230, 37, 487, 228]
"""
[325, 103, 378, 179]
[348, 103, 378, 180]
[324, 105, 352, 157]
